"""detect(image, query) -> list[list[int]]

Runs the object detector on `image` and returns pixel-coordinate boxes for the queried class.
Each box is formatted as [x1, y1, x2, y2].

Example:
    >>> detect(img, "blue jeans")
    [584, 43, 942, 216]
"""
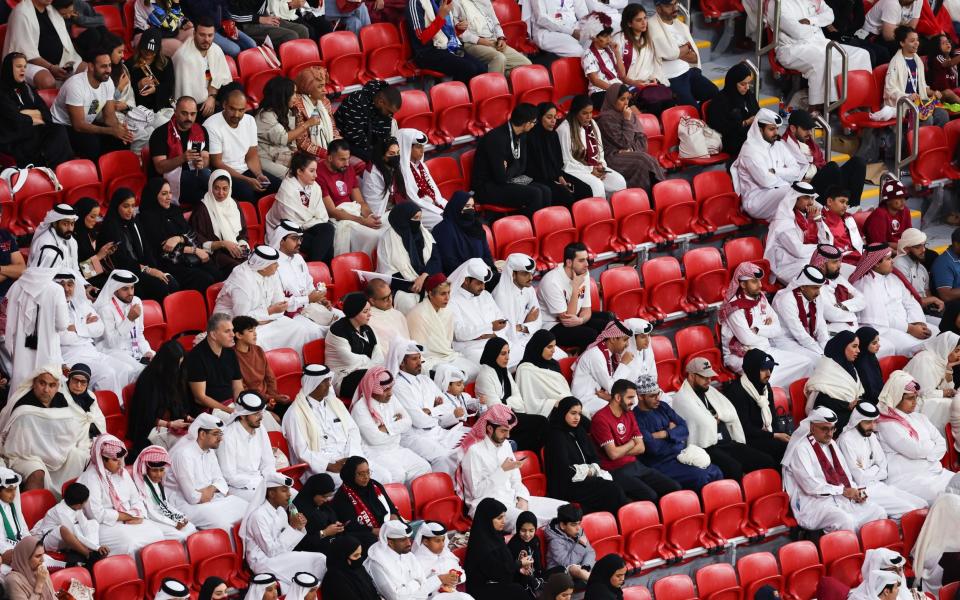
[324, 1, 371, 33]
[668, 67, 719, 110]
[214, 30, 256, 58]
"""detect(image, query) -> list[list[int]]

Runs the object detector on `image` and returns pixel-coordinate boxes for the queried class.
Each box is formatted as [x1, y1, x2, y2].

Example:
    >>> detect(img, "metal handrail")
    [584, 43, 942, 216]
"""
[823, 41, 848, 117]
[678, 1, 690, 22]
[742, 58, 761, 104]
[895, 96, 920, 173]
[755, 0, 781, 63]
[813, 113, 832, 164]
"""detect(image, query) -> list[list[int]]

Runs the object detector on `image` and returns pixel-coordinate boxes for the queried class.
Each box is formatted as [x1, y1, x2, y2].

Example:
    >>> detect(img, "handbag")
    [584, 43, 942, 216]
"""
[772, 406, 795, 434]
[678, 115, 709, 158]
[634, 84, 674, 107]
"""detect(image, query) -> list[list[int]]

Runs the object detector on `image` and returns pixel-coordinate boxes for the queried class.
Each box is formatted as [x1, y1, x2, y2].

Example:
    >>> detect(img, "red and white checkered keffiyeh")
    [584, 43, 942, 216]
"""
[91, 434, 141, 517]
[133, 445, 171, 499]
[358, 366, 395, 427]
[848, 244, 891, 285]
[458, 404, 517, 454]
[810, 244, 842, 269]
[719, 262, 766, 323]
[573, 319, 631, 372]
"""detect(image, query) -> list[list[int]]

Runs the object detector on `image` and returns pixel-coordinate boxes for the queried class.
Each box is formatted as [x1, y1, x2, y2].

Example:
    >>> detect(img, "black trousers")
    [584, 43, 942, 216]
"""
[302, 222, 335, 263]
[413, 47, 487, 84]
[475, 181, 551, 218]
[67, 128, 125, 161]
[611, 460, 682, 503]
[545, 174, 594, 207]
[550, 311, 612, 351]
[810, 156, 867, 206]
[232, 169, 281, 204]
[705, 440, 779, 481]
[339, 368, 366, 400]
[135, 270, 180, 302]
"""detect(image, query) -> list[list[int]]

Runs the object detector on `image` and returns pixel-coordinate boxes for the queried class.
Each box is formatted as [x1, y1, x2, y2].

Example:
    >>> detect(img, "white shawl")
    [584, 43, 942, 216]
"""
[764, 186, 818, 282]
[672, 380, 746, 447]
[266, 174, 329, 232]
[172, 37, 232, 103]
[912, 493, 960, 595]
[885, 49, 930, 107]
[515, 363, 571, 417]
[804, 356, 864, 412]
[376, 222, 436, 281]
[298, 93, 336, 152]
[611, 31, 667, 85]
[905, 332, 960, 400]
[646, 12, 701, 68]
[3, 0, 80, 67]
[289, 389, 351, 453]
[398, 128, 445, 217]
[739, 373, 773, 431]
[406, 298, 460, 368]
[201, 169, 243, 244]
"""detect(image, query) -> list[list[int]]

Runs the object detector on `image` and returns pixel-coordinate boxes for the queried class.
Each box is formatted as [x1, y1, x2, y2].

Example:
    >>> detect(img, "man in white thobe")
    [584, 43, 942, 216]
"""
[836, 402, 928, 517]
[53, 272, 130, 396]
[366, 278, 411, 356]
[92, 270, 154, 381]
[771, 265, 829, 364]
[895, 228, 945, 316]
[719, 262, 812, 387]
[852, 243, 937, 357]
[492, 253, 551, 365]
[772, 0, 871, 107]
[387, 339, 469, 476]
[571, 320, 636, 417]
[526, 0, 587, 57]
[459, 404, 565, 530]
[28, 204, 82, 274]
[764, 182, 822, 284]
[214, 245, 323, 356]
[730, 109, 808, 222]
[365, 520, 471, 600]
[3, 245, 69, 393]
[239, 472, 326, 587]
[810, 244, 869, 338]
[216, 391, 278, 500]
[350, 366, 432, 484]
[268, 220, 343, 336]
[164, 413, 249, 532]
[448, 258, 514, 365]
[282, 364, 388, 486]
[782, 406, 887, 532]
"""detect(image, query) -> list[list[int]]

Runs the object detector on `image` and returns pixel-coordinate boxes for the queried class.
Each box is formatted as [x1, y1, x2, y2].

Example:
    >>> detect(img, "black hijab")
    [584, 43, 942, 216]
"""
[464, 497, 513, 587]
[742, 348, 774, 393]
[198, 577, 226, 600]
[480, 337, 512, 399]
[824, 330, 859, 380]
[539, 573, 576, 600]
[319, 535, 380, 600]
[99, 187, 146, 265]
[506, 510, 541, 568]
[854, 326, 883, 405]
[292, 473, 337, 534]
[526, 102, 564, 183]
[72, 197, 100, 262]
[127, 340, 189, 457]
[431, 191, 488, 274]
[387, 202, 427, 274]
[0, 53, 31, 98]
[520, 330, 561, 373]
[140, 177, 191, 247]
[707, 62, 759, 152]
[330, 456, 396, 528]
[584, 554, 626, 600]
[545, 397, 600, 496]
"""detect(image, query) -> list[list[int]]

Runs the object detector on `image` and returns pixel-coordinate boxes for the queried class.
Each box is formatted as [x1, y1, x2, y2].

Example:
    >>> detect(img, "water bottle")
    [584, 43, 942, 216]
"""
[288, 498, 299, 516]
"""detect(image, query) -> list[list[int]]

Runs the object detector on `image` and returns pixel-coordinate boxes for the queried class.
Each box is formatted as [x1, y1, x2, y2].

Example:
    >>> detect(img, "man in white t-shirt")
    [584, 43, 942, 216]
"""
[204, 88, 279, 203]
[536, 242, 611, 351]
[51, 46, 132, 160]
[859, 0, 921, 44]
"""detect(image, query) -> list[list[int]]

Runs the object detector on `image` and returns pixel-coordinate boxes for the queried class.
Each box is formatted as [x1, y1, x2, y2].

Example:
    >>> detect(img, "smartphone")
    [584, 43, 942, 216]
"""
[190, 141, 202, 152]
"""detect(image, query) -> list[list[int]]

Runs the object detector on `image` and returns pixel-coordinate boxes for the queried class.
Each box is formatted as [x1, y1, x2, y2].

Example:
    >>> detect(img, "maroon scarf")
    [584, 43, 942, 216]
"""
[592, 46, 619, 82]
[793, 288, 817, 337]
[795, 210, 819, 245]
[621, 38, 635, 72]
[809, 436, 850, 487]
[411, 162, 440, 206]
[342, 483, 385, 528]
[597, 340, 620, 376]
[833, 282, 852, 303]
[584, 125, 602, 167]
[166, 120, 205, 160]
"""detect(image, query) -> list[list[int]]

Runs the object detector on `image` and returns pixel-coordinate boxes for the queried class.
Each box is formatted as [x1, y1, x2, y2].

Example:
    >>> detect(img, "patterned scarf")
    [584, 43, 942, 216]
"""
[809, 437, 850, 487]
[793, 288, 817, 337]
[342, 482, 385, 528]
[410, 162, 440, 206]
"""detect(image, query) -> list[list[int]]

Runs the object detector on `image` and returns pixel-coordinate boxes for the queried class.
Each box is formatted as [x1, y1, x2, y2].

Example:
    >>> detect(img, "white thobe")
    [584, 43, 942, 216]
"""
[94, 296, 150, 382]
[139, 479, 198, 541]
[4, 277, 68, 393]
[366, 544, 471, 600]
[771, 288, 829, 363]
[0, 500, 30, 554]
[164, 441, 248, 532]
[448, 287, 512, 365]
[782, 440, 887, 531]
[28, 230, 80, 273]
[460, 437, 564, 529]
[765, 223, 818, 283]
[216, 420, 278, 500]
[731, 141, 806, 221]
[276, 252, 342, 335]
[876, 411, 955, 505]
[570, 346, 633, 417]
[854, 272, 938, 356]
[324, 327, 385, 394]
[414, 546, 470, 600]
[406, 300, 478, 381]
[492, 283, 548, 367]
[214, 263, 323, 356]
[32, 502, 100, 553]
[76, 469, 165, 556]
[895, 255, 931, 297]
[369, 308, 411, 357]
[392, 371, 468, 475]
[60, 299, 130, 396]
[819, 277, 866, 336]
[243, 501, 326, 586]
[836, 428, 928, 517]
[2, 402, 93, 494]
[904, 350, 960, 433]
[773, 0, 872, 105]
[721, 302, 813, 387]
[527, 0, 588, 57]
[350, 395, 431, 484]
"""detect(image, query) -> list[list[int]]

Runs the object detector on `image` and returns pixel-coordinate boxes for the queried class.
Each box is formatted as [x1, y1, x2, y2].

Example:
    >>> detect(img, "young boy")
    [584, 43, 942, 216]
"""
[545, 504, 596, 583]
[133, 445, 197, 541]
[817, 186, 864, 261]
[413, 521, 467, 595]
[31, 482, 107, 568]
[0, 468, 29, 566]
[433, 364, 479, 423]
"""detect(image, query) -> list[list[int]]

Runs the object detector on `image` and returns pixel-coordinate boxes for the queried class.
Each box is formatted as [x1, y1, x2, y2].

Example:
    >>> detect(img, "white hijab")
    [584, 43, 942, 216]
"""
[913, 493, 960, 594]
[201, 170, 243, 244]
[905, 331, 960, 396]
[397, 128, 444, 214]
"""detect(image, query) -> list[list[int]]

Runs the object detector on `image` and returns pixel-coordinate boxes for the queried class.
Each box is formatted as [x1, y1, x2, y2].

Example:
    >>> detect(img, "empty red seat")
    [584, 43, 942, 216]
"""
[93, 555, 145, 600]
[908, 126, 951, 188]
[581, 511, 623, 558]
[737, 552, 783, 600]
[330, 252, 372, 305]
[430, 81, 473, 145]
[660, 490, 714, 556]
[610, 188, 663, 247]
[675, 325, 733, 382]
[470, 72, 513, 135]
[600, 266, 652, 322]
[654, 575, 696, 600]
[265, 348, 302, 399]
[510, 65, 552, 105]
[684, 247, 728, 305]
[303, 339, 326, 365]
[56, 159, 102, 205]
[859, 519, 904, 554]
[461, 149, 476, 190]
[492, 215, 537, 260]
[696, 563, 743, 600]
[492, 0, 537, 53]
[141, 540, 193, 598]
[701, 479, 752, 543]
[637, 113, 663, 157]
[359, 23, 404, 81]
[532, 206, 577, 268]
[98, 150, 145, 203]
[651, 335, 682, 392]
[837, 70, 896, 132]
[617, 501, 669, 567]
[642, 256, 703, 316]
[163, 290, 207, 349]
[901, 508, 927, 561]
[394, 89, 434, 134]
[13, 172, 59, 235]
[236, 47, 281, 87]
[142, 300, 166, 350]
[661, 105, 730, 169]
[515, 450, 547, 497]
[94, 4, 125, 39]
[550, 57, 588, 113]
[21, 489, 56, 528]
[411, 472, 471, 531]
[724, 236, 775, 293]
[653, 179, 708, 240]
[424, 156, 465, 200]
[819, 529, 864, 587]
[780, 541, 825, 600]
[624, 587, 653, 600]
[186, 529, 247, 589]
[788, 377, 809, 425]
[384, 483, 413, 520]
[694, 170, 751, 229]
[278, 39, 322, 79]
[320, 32, 363, 91]
[742, 468, 795, 534]
[572, 197, 621, 259]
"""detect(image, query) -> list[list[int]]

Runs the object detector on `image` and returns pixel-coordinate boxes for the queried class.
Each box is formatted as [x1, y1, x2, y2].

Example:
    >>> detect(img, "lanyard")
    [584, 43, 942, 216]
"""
[0, 503, 21, 543]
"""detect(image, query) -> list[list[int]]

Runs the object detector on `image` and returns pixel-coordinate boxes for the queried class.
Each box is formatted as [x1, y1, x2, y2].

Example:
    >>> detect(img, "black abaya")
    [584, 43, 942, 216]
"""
[724, 349, 787, 463]
[465, 498, 531, 600]
[319, 535, 381, 600]
[329, 456, 400, 550]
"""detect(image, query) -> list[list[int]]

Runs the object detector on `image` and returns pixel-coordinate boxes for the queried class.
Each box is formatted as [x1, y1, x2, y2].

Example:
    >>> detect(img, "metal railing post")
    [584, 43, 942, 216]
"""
[895, 96, 920, 173]
[813, 113, 832, 164]
[823, 41, 848, 117]
[755, 0, 781, 71]
[742, 59, 761, 104]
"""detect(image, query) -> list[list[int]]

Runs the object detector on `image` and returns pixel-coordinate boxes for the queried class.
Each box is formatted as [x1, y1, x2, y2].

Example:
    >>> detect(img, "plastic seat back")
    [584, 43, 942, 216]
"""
[265, 348, 302, 399]
[684, 247, 727, 304]
[637, 113, 663, 156]
[572, 197, 616, 257]
[141, 540, 192, 597]
[701, 479, 749, 542]
[942, 582, 959, 600]
[236, 47, 277, 86]
[51, 567, 92, 593]
[460, 150, 476, 189]
[617, 501, 665, 566]
[653, 575, 696, 600]
[838, 70, 883, 128]
[532, 206, 577, 268]
[660, 490, 707, 552]
[819, 529, 864, 587]
[550, 57, 588, 111]
[470, 72, 513, 133]
[163, 290, 207, 349]
[21, 489, 56, 528]
[278, 39, 322, 78]
[674, 325, 724, 375]
[641, 256, 688, 315]
[600, 266, 646, 321]
[411, 472, 468, 530]
[878, 355, 909, 380]
[581, 511, 623, 557]
[653, 179, 698, 237]
[56, 159, 102, 205]
[901, 508, 927, 558]
[789, 377, 809, 424]
[624, 587, 653, 600]
[737, 552, 783, 600]
[320, 31, 363, 91]
[651, 335, 681, 392]
[424, 156, 465, 200]
[330, 252, 372, 304]
[742, 468, 791, 532]
[724, 236, 771, 280]
[186, 529, 244, 589]
[303, 339, 326, 365]
[384, 483, 413, 520]
[780, 541, 826, 600]
[98, 150, 146, 202]
[694, 170, 748, 228]
[395, 89, 434, 134]
[492, 215, 537, 260]
[430, 81, 473, 143]
[510, 65, 553, 105]
[360, 23, 404, 81]
[908, 125, 950, 186]
[611, 188, 657, 246]
[859, 519, 904, 554]
[696, 563, 743, 600]
[93, 555, 145, 600]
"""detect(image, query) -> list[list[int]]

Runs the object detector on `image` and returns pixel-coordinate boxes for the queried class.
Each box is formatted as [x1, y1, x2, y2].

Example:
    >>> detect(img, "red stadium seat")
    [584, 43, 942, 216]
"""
[163, 290, 207, 349]
[186, 529, 247, 589]
[360, 23, 404, 81]
[142, 299, 166, 350]
[256, 194, 276, 229]
[532, 206, 577, 269]
[460, 149, 475, 188]
[550, 57, 588, 113]
[515, 450, 546, 497]
[660, 490, 714, 556]
[15, 182, 59, 235]
[429, 82, 473, 145]
[651, 335, 682, 392]
[37, 88, 57, 108]
[307, 261, 333, 289]
[696, 563, 743, 600]
[572, 197, 621, 259]
[492, 215, 537, 260]
[878, 355, 909, 380]
[278, 39, 322, 79]
[384, 483, 413, 520]
[908, 126, 951, 188]
[245, 70, 280, 109]
[837, 70, 895, 132]
[205, 281, 223, 317]
[624, 587, 653, 600]
[701, 479, 752, 543]
[21, 489, 56, 528]
[780, 541, 825, 600]
[617, 501, 670, 567]
[98, 150, 146, 203]
[773, 386, 790, 417]
[901, 508, 927, 560]
[581, 511, 623, 558]
[56, 159, 102, 205]
[51, 567, 93, 593]
[944, 120, 960, 179]
[694, 170, 751, 229]
[97, 390, 128, 442]
[737, 552, 782, 599]
[653, 179, 710, 239]
[653, 575, 696, 600]
[330, 252, 372, 305]
[859, 519, 904, 554]
[266, 348, 302, 399]
[492, 0, 537, 54]
[303, 339, 326, 365]
[557, 356, 575, 383]
[675, 325, 732, 382]
[398, 24, 444, 80]
[637, 113, 663, 157]
[723, 236, 775, 293]
[683, 247, 727, 305]
[789, 378, 809, 425]
[141, 540, 193, 598]
[320, 32, 363, 91]
[470, 72, 513, 135]
[661, 105, 729, 169]
[424, 156, 465, 200]
[510, 65, 553, 106]
[239, 202, 261, 246]
[742, 468, 795, 534]
[411, 472, 471, 531]
[225, 55, 239, 81]
[942, 583, 959, 600]
[610, 188, 663, 247]
[93, 555, 145, 600]
[236, 48, 280, 87]
[394, 90, 434, 134]
[94, 4, 124, 39]
[599, 266, 653, 322]
[642, 256, 703, 316]
[819, 529, 864, 587]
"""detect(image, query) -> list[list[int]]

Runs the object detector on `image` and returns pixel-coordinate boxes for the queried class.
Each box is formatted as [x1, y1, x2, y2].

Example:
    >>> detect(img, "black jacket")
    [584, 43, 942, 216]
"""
[472, 123, 528, 191]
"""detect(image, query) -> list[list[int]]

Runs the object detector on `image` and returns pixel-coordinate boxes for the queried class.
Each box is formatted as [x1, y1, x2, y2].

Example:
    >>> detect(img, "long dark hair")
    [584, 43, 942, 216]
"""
[371, 136, 405, 195]
[620, 4, 650, 51]
[257, 76, 296, 131]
